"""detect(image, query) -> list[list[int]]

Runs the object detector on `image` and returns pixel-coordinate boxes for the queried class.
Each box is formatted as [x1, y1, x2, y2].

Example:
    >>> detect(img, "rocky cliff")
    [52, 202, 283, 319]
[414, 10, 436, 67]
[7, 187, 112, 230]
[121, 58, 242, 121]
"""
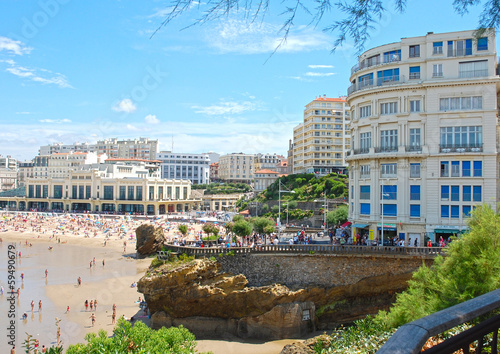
[135, 224, 166, 257]
[138, 254, 428, 340]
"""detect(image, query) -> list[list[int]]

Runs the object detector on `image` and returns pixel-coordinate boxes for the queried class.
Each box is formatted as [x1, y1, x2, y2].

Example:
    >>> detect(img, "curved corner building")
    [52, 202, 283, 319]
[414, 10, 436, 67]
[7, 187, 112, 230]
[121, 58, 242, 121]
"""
[346, 30, 499, 246]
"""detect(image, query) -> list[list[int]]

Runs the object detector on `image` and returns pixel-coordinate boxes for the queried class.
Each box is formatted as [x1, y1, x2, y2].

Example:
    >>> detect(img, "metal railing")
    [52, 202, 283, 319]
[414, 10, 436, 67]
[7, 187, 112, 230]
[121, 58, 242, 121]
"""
[157, 244, 445, 260]
[439, 143, 483, 153]
[353, 148, 370, 155]
[375, 146, 399, 153]
[378, 288, 500, 353]
[405, 145, 422, 152]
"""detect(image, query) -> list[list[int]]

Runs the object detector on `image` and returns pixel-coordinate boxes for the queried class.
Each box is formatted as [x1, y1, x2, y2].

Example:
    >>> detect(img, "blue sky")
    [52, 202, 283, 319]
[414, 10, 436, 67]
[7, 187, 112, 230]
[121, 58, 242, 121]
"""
[0, 0, 491, 160]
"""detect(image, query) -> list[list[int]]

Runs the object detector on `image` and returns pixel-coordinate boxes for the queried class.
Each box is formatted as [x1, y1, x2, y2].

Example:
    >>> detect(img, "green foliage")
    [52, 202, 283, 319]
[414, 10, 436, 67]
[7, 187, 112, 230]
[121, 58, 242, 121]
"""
[379, 204, 500, 329]
[251, 216, 275, 234]
[209, 256, 216, 261]
[225, 221, 234, 233]
[192, 182, 251, 195]
[271, 205, 279, 214]
[232, 219, 253, 237]
[264, 225, 276, 235]
[151, 258, 165, 268]
[66, 318, 199, 353]
[260, 204, 269, 213]
[178, 224, 188, 236]
[232, 214, 244, 223]
[226, 250, 235, 256]
[287, 200, 298, 210]
[326, 205, 349, 226]
[202, 223, 219, 238]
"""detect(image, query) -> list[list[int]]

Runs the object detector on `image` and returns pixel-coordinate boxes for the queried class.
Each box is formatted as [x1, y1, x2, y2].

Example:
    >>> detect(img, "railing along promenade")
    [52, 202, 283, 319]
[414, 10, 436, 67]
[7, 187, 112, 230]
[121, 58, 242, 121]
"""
[378, 288, 500, 353]
[157, 244, 444, 260]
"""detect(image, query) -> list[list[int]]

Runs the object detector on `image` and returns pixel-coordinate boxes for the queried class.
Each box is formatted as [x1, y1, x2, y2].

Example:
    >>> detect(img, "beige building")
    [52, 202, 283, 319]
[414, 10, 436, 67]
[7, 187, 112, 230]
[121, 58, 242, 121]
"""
[254, 153, 285, 172]
[201, 193, 244, 212]
[0, 168, 17, 192]
[218, 153, 255, 183]
[2, 162, 198, 214]
[45, 152, 106, 179]
[254, 169, 283, 192]
[347, 29, 499, 246]
[39, 138, 159, 160]
[292, 96, 351, 175]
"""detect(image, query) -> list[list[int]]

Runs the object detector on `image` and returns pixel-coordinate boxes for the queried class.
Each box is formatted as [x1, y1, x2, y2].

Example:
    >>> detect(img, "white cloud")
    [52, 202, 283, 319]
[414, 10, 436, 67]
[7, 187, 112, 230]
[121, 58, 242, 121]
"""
[0, 36, 32, 55]
[145, 114, 160, 124]
[308, 65, 334, 69]
[206, 19, 331, 54]
[148, 3, 199, 18]
[2, 60, 72, 88]
[192, 100, 256, 115]
[112, 99, 137, 113]
[304, 72, 336, 77]
[126, 124, 141, 131]
[39, 119, 72, 123]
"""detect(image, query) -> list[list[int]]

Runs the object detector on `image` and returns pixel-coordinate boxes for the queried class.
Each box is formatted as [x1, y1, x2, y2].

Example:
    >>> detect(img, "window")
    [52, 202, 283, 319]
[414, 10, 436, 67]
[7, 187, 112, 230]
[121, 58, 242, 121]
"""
[451, 205, 460, 218]
[383, 50, 401, 63]
[409, 66, 420, 79]
[119, 186, 126, 200]
[360, 132, 371, 152]
[360, 165, 370, 178]
[473, 161, 482, 176]
[410, 204, 421, 217]
[380, 102, 398, 115]
[459, 60, 488, 78]
[410, 185, 420, 200]
[409, 128, 421, 149]
[477, 37, 488, 51]
[441, 185, 450, 200]
[103, 186, 113, 200]
[441, 205, 449, 218]
[380, 130, 398, 150]
[451, 186, 460, 201]
[451, 161, 460, 177]
[360, 203, 371, 215]
[42, 185, 48, 198]
[128, 186, 134, 200]
[381, 163, 397, 177]
[463, 186, 471, 201]
[440, 161, 449, 177]
[360, 186, 370, 199]
[410, 100, 421, 112]
[377, 68, 400, 85]
[433, 41, 443, 54]
[439, 97, 482, 111]
[473, 186, 482, 201]
[136, 186, 143, 201]
[410, 163, 420, 178]
[448, 39, 472, 56]
[381, 204, 397, 216]
[463, 205, 472, 217]
[440, 126, 483, 148]
[433, 64, 443, 77]
[53, 185, 62, 199]
[72, 185, 77, 199]
[381, 185, 397, 200]
[359, 73, 374, 88]
[359, 105, 371, 118]
[409, 45, 420, 58]
[462, 161, 471, 177]
[86, 185, 91, 199]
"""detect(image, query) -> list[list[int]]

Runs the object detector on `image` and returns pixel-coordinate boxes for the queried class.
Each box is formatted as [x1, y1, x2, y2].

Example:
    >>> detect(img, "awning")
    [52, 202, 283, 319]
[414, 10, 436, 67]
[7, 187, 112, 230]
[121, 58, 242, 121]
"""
[434, 228, 462, 234]
[340, 221, 352, 227]
[351, 223, 369, 228]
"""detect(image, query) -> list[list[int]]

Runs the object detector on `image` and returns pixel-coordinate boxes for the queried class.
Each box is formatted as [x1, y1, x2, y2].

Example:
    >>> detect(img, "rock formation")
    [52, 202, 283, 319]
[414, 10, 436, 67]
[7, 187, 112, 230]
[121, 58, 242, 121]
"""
[135, 224, 166, 257]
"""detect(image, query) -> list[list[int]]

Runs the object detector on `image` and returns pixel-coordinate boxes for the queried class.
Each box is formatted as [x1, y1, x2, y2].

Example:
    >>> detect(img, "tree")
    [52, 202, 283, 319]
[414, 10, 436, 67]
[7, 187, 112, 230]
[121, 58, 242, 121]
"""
[178, 224, 188, 237]
[153, 0, 498, 53]
[232, 220, 253, 238]
[202, 223, 219, 239]
[378, 204, 500, 329]
[287, 200, 298, 210]
[66, 318, 198, 353]
[326, 205, 348, 226]
[251, 217, 275, 234]
[232, 214, 244, 223]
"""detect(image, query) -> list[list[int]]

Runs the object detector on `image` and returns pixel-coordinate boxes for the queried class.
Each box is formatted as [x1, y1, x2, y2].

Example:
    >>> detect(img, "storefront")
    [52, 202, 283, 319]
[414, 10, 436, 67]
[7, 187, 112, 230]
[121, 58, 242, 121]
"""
[377, 223, 397, 245]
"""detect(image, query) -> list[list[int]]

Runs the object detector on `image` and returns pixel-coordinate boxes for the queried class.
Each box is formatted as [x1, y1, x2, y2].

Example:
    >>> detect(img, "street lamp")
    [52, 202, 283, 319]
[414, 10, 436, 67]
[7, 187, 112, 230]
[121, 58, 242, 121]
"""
[314, 190, 328, 232]
[278, 180, 294, 241]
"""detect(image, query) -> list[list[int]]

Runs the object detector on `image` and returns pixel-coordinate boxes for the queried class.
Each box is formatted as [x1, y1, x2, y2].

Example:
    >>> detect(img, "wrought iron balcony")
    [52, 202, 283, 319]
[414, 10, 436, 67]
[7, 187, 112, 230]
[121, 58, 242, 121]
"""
[353, 148, 370, 155]
[439, 143, 483, 153]
[405, 145, 422, 152]
[375, 146, 398, 153]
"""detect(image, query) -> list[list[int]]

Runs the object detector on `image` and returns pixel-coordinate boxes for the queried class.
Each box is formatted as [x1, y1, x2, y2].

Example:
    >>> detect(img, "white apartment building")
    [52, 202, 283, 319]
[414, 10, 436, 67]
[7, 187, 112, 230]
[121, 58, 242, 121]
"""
[0, 155, 18, 170]
[0, 168, 17, 191]
[347, 29, 499, 246]
[218, 153, 255, 183]
[254, 153, 285, 172]
[292, 96, 351, 175]
[39, 138, 159, 160]
[157, 151, 211, 185]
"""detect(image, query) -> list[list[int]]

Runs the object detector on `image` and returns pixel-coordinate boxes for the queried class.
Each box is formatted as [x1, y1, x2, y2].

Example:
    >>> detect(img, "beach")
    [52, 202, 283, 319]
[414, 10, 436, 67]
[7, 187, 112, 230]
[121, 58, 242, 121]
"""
[0, 212, 306, 353]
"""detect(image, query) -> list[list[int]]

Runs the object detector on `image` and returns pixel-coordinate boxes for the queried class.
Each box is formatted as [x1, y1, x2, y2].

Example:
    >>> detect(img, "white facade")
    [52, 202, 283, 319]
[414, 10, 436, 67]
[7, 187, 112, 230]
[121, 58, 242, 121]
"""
[254, 169, 281, 192]
[293, 96, 351, 175]
[347, 29, 499, 245]
[218, 153, 255, 183]
[157, 151, 210, 185]
[39, 138, 159, 160]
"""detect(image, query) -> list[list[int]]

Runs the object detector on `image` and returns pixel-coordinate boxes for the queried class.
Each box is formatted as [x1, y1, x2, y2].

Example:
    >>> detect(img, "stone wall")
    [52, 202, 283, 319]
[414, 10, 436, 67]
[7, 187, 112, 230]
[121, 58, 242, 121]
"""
[218, 253, 431, 288]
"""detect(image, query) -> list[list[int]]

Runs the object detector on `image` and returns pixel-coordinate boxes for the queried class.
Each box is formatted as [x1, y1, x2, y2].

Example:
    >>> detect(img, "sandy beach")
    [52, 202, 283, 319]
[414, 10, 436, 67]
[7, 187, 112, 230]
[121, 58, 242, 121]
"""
[0, 212, 310, 353]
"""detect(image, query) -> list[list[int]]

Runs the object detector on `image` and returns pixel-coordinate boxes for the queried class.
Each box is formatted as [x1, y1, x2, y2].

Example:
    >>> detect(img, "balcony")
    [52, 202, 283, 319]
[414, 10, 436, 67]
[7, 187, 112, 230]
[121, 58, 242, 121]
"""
[375, 146, 398, 153]
[459, 69, 489, 78]
[350, 54, 401, 75]
[439, 143, 483, 153]
[447, 48, 473, 57]
[405, 145, 422, 152]
[348, 75, 406, 95]
[353, 148, 370, 155]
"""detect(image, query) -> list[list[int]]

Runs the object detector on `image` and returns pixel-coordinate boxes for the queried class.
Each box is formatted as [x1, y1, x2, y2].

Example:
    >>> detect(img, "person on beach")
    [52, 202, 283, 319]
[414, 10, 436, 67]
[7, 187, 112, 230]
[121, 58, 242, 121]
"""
[45, 269, 48, 278]
[66, 306, 70, 313]
[85, 300, 88, 311]
[77, 277, 81, 286]
[17, 288, 20, 297]
[90, 313, 95, 326]
[94, 299, 98, 311]
[112, 311, 116, 324]
[89, 261, 92, 269]
[11, 346, 15, 354]
[90, 300, 93, 311]
[0, 286, 3, 295]
[93, 257, 95, 266]
[21, 273, 24, 281]
[39, 300, 42, 311]
[31, 300, 34, 312]
[102, 259, 105, 267]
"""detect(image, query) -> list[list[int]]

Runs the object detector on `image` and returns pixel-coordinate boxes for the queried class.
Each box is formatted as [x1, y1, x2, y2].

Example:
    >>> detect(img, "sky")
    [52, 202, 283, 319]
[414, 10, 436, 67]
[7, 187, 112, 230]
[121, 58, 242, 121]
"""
[0, 0, 493, 161]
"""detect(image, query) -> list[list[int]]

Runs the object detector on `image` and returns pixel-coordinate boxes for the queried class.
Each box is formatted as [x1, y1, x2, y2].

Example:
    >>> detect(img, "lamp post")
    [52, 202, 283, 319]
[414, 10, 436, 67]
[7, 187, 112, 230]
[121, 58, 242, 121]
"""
[278, 180, 294, 241]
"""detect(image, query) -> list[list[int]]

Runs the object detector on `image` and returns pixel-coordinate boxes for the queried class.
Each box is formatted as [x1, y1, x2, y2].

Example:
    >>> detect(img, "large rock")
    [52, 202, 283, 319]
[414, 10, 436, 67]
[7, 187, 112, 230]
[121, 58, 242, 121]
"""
[135, 224, 166, 257]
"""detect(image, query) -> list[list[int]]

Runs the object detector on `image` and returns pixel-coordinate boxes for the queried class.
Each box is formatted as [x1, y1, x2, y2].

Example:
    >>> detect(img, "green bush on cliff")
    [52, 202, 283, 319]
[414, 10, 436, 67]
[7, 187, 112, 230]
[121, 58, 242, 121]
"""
[66, 318, 201, 353]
